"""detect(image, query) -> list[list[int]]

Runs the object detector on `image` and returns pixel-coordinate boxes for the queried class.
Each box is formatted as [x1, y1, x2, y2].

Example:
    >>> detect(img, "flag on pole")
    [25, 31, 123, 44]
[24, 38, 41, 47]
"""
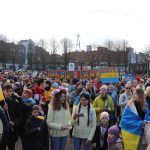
[0, 85, 4, 101]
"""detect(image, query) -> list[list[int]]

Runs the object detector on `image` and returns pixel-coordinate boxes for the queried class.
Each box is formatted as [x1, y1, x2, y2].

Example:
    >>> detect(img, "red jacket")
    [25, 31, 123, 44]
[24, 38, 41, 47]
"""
[33, 85, 46, 104]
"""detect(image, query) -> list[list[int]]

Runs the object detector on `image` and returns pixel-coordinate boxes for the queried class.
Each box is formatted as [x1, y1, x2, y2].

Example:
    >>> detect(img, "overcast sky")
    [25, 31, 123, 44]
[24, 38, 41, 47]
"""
[1, 0, 150, 52]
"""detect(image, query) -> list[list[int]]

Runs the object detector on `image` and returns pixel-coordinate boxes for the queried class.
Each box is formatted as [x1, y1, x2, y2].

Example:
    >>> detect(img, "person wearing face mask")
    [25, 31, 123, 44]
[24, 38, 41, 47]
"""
[92, 111, 111, 150]
[120, 88, 150, 150]
[93, 85, 114, 122]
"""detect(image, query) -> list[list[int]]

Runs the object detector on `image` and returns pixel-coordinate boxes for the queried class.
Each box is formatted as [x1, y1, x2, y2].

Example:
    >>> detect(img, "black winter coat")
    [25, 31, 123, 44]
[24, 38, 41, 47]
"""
[0, 106, 9, 145]
[23, 117, 49, 150]
[0, 96, 23, 144]
[92, 123, 111, 150]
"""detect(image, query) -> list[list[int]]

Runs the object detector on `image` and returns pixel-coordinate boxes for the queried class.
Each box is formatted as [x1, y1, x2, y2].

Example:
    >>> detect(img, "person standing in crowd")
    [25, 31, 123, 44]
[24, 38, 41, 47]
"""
[44, 80, 53, 117]
[47, 88, 71, 150]
[86, 81, 97, 103]
[0, 106, 9, 149]
[72, 92, 96, 150]
[0, 84, 23, 150]
[11, 88, 36, 148]
[107, 125, 124, 150]
[93, 85, 114, 122]
[136, 79, 145, 91]
[92, 111, 111, 150]
[145, 86, 150, 110]
[23, 105, 49, 150]
[107, 84, 118, 111]
[145, 78, 150, 90]
[119, 83, 132, 114]
[33, 78, 46, 110]
[93, 77, 101, 92]
[73, 82, 83, 106]
[120, 88, 150, 150]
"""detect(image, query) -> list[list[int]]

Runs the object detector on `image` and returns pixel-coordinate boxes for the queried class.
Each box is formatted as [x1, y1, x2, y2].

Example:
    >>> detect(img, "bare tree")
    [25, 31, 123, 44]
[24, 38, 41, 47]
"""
[35, 39, 49, 70]
[49, 38, 59, 69]
[0, 33, 9, 42]
[85, 43, 100, 69]
[103, 40, 114, 51]
[60, 38, 73, 70]
[102, 40, 115, 66]
[38, 39, 48, 50]
[142, 45, 150, 61]
[113, 40, 129, 73]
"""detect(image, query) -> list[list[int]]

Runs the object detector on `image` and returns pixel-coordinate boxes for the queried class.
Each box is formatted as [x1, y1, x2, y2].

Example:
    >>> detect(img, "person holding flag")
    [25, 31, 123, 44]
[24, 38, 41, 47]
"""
[120, 88, 150, 150]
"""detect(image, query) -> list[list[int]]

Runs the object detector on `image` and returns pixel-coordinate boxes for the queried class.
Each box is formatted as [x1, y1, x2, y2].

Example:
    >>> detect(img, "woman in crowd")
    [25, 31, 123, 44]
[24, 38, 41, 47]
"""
[46, 88, 71, 150]
[145, 86, 150, 110]
[72, 91, 96, 150]
[119, 83, 132, 114]
[93, 85, 114, 122]
[120, 88, 150, 150]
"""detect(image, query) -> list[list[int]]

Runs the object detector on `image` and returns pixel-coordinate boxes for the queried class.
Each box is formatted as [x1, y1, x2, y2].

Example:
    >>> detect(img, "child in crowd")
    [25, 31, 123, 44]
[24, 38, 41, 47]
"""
[92, 111, 111, 150]
[22, 89, 36, 106]
[107, 125, 124, 150]
[23, 105, 49, 150]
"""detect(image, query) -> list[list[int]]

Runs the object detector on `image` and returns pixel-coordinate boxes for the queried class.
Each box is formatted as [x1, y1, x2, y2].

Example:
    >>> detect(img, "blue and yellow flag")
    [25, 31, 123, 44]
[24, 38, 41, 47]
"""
[0, 85, 4, 101]
[120, 105, 150, 150]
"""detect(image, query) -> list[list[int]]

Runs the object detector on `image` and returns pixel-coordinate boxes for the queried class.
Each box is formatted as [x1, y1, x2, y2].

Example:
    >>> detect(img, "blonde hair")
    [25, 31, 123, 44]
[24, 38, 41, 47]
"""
[145, 86, 150, 96]
[100, 85, 107, 90]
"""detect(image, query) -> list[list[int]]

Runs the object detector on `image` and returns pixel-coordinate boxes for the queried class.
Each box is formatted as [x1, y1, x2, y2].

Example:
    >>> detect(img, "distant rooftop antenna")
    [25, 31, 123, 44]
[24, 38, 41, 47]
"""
[75, 34, 81, 51]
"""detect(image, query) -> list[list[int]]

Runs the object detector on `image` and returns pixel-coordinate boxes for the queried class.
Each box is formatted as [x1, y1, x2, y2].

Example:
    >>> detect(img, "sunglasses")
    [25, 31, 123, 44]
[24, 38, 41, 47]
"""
[125, 87, 131, 89]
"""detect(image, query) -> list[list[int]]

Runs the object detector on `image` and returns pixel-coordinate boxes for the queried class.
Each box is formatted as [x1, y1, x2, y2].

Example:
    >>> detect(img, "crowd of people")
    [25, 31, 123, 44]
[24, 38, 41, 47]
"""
[0, 71, 150, 150]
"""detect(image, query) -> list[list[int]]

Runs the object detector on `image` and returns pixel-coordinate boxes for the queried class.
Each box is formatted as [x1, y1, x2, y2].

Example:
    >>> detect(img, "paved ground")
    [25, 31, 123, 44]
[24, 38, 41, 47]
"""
[14, 138, 93, 150]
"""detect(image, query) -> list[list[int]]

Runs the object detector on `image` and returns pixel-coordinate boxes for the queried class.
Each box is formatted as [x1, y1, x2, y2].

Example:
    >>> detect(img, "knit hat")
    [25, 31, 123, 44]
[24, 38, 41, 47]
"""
[79, 92, 91, 101]
[108, 125, 120, 135]
[100, 111, 109, 120]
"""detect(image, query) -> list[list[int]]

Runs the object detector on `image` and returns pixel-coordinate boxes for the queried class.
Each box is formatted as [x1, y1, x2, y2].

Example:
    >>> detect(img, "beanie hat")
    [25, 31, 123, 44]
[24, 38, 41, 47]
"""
[108, 125, 120, 135]
[100, 111, 109, 120]
[79, 92, 91, 101]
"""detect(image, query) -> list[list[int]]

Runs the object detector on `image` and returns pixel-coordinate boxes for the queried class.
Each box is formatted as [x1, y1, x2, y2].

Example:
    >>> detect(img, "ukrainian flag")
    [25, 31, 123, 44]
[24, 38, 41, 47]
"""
[120, 105, 150, 150]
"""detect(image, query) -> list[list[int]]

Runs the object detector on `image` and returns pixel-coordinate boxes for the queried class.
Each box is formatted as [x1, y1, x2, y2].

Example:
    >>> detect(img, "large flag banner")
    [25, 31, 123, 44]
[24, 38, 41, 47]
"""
[122, 74, 135, 82]
[100, 67, 119, 83]
[0, 85, 4, 101]
[120, 105, 150, 150]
